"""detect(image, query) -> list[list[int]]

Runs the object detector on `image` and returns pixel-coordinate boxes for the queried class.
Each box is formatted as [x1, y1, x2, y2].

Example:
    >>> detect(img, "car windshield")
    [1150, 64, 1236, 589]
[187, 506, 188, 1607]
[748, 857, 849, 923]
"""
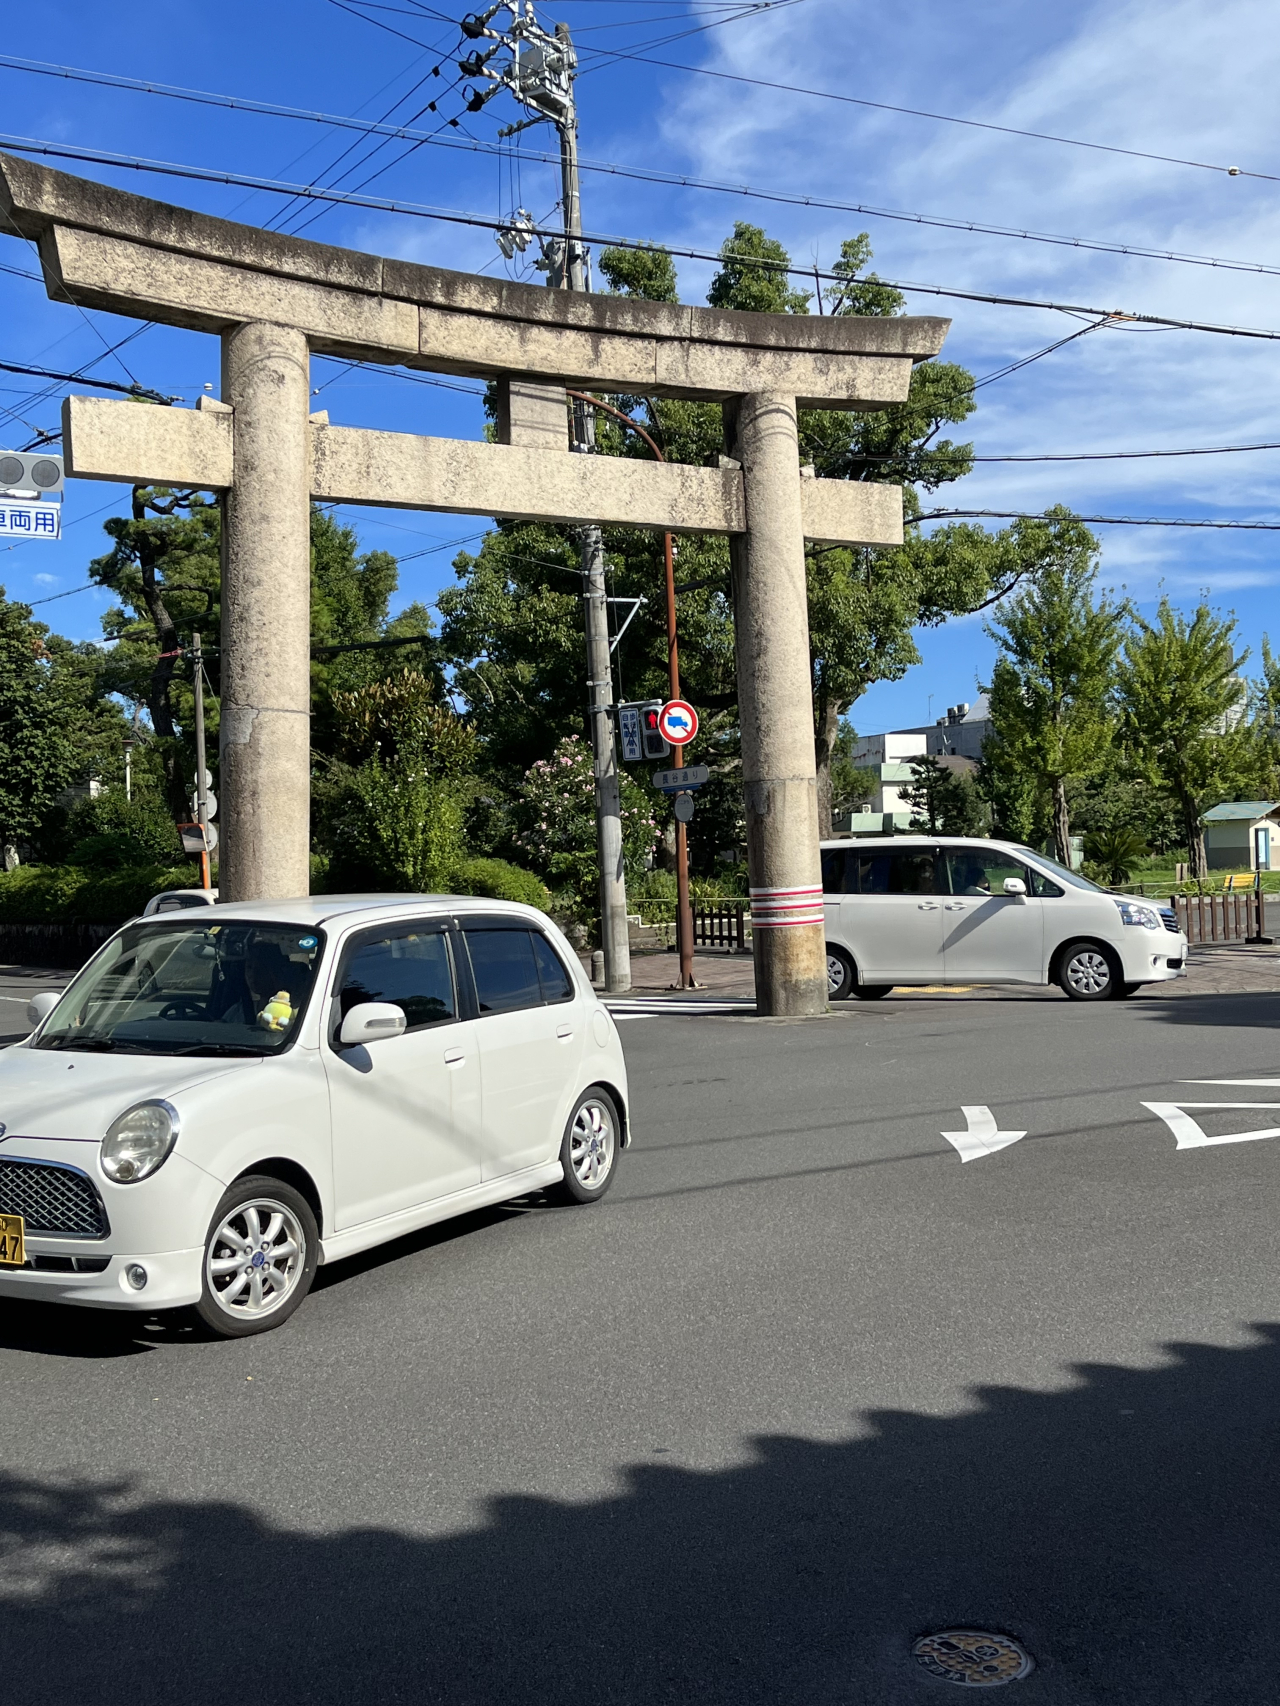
[1009, 847, 1108, 894]
[33, 921, 326, 1056]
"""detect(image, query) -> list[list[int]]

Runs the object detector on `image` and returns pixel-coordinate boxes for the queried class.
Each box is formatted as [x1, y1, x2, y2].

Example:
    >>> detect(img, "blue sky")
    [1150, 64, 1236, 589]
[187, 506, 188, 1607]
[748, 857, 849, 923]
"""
[1, 0, 1278, 737]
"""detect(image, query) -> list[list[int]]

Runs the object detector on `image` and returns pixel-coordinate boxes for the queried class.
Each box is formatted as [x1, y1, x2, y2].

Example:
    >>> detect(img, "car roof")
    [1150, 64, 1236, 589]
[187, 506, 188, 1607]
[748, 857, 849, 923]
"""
[819, 835, 1047, 857]
[146, 893, 549, 928]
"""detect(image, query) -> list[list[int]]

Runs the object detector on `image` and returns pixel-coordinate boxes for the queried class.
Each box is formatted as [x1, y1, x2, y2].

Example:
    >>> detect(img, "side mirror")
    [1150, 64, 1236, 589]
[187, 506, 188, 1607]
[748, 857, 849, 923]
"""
[1003, 878, 1027, 898]
[26, 991, 60, 1029]
[338, 1001, 407, 1047]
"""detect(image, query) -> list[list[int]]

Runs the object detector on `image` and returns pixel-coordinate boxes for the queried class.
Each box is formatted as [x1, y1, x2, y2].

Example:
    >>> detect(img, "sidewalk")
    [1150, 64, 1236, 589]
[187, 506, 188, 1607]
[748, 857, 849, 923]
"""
[586, 942, 1280, 1003]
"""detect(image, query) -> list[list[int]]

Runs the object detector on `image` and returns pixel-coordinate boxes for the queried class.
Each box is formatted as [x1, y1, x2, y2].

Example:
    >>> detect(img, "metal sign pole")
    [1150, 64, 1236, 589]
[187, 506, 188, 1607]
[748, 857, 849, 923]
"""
[664, 531, 696, 990]
[192, 631, 211, 893]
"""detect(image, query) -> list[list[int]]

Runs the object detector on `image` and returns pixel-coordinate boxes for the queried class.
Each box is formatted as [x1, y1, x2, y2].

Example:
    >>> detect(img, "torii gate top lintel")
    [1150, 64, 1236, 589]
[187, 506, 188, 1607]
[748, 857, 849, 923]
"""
[0, 152, 948, 408]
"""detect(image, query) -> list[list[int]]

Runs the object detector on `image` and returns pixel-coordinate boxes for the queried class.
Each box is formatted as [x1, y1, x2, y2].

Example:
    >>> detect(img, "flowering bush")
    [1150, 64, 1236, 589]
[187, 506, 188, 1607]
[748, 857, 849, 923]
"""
[514, 734, 656, 911]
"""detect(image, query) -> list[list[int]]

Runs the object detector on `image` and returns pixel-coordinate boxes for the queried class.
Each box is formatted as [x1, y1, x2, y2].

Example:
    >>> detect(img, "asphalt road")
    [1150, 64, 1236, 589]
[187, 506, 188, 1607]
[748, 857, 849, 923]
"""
[3, 980, 1280, 1703]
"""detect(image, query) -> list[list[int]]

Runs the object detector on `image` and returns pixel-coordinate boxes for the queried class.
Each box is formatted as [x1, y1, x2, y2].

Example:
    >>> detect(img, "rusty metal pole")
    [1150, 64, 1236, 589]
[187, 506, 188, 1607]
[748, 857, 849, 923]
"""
[568, 390, 696, 989]
[663, 529, 695, 990]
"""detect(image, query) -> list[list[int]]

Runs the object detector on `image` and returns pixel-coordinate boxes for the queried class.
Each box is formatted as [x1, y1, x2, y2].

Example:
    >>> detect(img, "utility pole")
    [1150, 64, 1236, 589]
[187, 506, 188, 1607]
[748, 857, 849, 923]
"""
[459, 2, 630, 991]
[192, 631, 212, 893]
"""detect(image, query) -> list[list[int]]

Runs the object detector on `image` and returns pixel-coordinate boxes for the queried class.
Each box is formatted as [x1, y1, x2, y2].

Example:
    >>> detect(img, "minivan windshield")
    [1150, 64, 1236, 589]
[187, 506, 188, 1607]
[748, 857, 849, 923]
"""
[1011, 847, 1108, 894]
[33, 921, 326, 1056]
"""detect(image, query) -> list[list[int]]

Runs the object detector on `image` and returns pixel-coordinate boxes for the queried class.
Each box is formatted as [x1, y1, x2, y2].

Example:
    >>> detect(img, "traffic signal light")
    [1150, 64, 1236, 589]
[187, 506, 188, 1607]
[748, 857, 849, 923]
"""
[0, 451, 63, 496]
[641, 703, 670, 760]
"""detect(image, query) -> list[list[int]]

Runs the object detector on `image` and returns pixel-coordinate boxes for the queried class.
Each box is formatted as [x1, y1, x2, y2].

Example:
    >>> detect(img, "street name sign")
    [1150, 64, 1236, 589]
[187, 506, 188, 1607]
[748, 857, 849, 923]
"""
[652, 765, 710, 794]
[0, 499, 60, 540]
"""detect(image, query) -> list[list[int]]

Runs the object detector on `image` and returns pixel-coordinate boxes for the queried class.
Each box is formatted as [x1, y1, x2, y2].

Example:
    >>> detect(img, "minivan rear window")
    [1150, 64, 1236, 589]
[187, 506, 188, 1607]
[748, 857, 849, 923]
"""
[823, 849, 939, 895]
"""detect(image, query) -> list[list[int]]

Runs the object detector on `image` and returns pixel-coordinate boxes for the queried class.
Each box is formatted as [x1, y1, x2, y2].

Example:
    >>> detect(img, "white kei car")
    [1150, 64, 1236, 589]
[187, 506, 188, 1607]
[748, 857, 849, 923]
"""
[0, 896, 628, 1336]
[822, 836, 1189, 1001]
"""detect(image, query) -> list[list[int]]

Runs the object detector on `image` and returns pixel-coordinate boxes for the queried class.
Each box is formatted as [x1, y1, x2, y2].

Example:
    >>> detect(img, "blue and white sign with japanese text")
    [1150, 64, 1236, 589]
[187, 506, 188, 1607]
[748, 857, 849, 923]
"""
[0, 500, 61, 540]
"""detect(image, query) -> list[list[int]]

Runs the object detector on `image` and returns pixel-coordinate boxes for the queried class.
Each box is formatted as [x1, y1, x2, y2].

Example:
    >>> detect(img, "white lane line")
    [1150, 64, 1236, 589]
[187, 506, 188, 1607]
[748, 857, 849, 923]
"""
[940, 1105, 1027, 1163]
[1144, 1100, 1280, 1149]
[1183, 1078, 1280, 1085]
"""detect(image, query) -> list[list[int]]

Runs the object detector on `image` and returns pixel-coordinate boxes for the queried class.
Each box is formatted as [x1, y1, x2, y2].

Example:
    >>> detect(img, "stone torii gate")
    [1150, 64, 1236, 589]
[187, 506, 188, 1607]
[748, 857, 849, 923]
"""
[0, 153, 949, 1016]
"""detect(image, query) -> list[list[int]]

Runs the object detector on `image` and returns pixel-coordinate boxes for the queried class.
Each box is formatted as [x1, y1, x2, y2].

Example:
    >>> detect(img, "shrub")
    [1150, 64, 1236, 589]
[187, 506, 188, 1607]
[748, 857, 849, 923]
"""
[448, 857, 551, 911]
[0, 862, 202, 925]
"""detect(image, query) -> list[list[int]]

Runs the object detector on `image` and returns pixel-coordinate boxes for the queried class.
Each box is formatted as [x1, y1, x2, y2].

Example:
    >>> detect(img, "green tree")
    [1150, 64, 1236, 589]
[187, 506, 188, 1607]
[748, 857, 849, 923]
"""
[983, 518, 1125, 865]
[902, 755, 987, 835]
[1083, 824, 1149, 885]
[0, 590, 91, 853]
[1115, 599, 1252, 878]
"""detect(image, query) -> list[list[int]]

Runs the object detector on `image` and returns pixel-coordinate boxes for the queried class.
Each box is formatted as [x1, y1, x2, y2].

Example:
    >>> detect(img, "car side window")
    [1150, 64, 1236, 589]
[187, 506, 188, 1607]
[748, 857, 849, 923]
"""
[886, 851, 939, 894]
[337, 929, 456, 1032]
[531, 932, 574, 1003]
[944, 848, 1030, 897]
[1028, 867, 1065, 898]
[465, 928, 544, 1015]
[821, 848, 851, 893]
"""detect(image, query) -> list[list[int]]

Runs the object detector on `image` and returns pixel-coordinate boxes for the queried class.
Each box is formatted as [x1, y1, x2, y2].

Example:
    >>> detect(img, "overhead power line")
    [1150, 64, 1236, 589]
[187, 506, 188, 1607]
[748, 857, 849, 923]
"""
[4, 134, 1280, 345]
[570, 43, 1278, 185]
[918, 509, 1280, 530]
[0, 355, 173, 402]
[3, 57, 1278, 277]
[963, 440, 1280, 463]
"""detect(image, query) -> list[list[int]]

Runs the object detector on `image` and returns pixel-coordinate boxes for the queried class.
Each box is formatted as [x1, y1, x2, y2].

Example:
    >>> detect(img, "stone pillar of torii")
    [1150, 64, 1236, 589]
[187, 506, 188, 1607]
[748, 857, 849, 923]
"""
[0, 154, 949, 1017]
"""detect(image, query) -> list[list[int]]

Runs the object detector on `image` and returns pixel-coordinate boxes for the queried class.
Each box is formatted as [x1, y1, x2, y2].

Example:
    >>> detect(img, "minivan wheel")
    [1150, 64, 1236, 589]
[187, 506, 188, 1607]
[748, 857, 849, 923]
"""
[195, 1176, 318, 1338]
[551, 1089, 621, 1205]
[1057, 942, 1118, 1001]
[853, 982, 893, 1001]
[827, 947, 855, 1001]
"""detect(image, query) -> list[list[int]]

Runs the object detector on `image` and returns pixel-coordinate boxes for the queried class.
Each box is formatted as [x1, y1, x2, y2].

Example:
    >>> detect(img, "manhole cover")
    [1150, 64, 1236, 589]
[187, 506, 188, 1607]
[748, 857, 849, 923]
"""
[911, 1630, 1033, 1687]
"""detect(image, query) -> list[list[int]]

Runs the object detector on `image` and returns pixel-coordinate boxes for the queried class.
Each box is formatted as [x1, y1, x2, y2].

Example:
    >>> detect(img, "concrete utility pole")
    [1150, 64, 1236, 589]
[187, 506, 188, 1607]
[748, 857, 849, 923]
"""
[460, 3, 630, 992]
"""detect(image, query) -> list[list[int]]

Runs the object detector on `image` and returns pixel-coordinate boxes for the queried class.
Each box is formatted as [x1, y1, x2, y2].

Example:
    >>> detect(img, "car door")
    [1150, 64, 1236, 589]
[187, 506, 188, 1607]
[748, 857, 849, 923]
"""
[941, 847, 1045, 983]
[841, 847, 946, 982]
[459, 920, 585, 1181]
[324, 920, 482, 1231]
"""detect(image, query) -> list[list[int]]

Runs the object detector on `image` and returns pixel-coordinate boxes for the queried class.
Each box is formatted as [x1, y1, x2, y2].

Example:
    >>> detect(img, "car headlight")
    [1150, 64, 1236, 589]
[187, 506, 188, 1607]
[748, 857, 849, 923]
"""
[101, 1100, 179, 1183]
[1113, 898, 1160, 930]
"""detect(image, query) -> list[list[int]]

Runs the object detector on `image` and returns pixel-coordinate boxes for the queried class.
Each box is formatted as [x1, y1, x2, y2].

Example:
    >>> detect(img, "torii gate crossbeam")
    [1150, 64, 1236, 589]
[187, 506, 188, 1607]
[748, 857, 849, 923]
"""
[0, 153, 949, 1016]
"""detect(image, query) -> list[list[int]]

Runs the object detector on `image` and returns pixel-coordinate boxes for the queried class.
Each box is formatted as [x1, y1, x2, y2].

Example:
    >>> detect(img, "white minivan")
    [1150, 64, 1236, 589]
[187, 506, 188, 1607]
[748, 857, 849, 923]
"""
[822, 836, 1188, 1001]
[0, 896, 628, 1336]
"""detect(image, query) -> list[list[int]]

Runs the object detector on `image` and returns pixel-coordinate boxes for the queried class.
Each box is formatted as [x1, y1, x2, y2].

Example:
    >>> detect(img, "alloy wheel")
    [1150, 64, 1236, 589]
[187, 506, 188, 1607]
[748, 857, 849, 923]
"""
[206, 1197, 306, 1322]
[569, 1098, 616, 1190]
[826, 954, 846, 996]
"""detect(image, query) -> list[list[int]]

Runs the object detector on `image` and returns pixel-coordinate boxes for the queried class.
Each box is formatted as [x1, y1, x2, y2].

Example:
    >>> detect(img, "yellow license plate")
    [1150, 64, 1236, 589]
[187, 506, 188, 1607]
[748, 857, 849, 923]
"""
[0, 1214, 25, 1268]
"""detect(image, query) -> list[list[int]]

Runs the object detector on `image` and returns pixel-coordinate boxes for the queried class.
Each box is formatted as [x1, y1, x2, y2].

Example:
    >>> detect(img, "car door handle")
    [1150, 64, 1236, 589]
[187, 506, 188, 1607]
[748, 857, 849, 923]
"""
[443, 1047, 466, 1066]
[944, 903, 966, 911]
[556, 1024, 574, 1040]
[917, 902, 939, 911]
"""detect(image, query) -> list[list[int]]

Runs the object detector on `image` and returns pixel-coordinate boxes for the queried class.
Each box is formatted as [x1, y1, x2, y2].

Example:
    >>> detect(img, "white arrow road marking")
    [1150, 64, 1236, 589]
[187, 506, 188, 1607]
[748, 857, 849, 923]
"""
[1143, 1101, 1280, 1149]
[940, 1105, 1027, 1163]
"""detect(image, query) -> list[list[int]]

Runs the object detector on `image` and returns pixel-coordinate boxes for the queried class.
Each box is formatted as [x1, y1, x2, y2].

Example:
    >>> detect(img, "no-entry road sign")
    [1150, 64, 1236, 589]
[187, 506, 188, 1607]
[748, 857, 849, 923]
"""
[658, 700, 698, 746]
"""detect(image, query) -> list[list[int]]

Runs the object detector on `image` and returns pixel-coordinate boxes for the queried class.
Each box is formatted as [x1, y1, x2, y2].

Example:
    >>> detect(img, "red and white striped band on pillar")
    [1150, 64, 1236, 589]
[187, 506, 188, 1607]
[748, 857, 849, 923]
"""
[748, 884, 825, 927]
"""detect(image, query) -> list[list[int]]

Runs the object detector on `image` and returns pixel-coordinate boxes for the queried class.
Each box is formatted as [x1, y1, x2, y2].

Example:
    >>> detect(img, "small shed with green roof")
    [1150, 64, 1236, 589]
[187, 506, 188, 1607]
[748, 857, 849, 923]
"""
[1202, 802, 1280, 871]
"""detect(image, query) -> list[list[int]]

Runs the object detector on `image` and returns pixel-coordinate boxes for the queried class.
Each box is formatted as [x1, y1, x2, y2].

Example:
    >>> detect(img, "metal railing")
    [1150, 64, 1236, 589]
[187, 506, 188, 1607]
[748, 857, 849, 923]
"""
[693, 901, 749, 951]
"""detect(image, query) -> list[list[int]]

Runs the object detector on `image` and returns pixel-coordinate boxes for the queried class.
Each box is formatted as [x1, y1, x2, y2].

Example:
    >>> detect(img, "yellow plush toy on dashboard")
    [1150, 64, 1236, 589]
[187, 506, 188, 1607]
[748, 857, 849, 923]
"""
[258, 991, 295, 1032]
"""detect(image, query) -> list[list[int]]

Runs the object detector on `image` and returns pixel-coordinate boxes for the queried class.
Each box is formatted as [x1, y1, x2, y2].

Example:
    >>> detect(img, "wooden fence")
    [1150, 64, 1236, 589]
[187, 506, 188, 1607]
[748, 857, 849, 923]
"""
[1173, 892, 1266, 944]
[692, 901, 749, 952]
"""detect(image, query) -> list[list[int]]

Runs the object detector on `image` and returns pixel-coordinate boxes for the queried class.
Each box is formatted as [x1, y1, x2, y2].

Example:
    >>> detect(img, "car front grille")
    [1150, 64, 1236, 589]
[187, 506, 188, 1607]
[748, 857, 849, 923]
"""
[1161, 912, 1180, 933]
[0, 1158, 109, 1238]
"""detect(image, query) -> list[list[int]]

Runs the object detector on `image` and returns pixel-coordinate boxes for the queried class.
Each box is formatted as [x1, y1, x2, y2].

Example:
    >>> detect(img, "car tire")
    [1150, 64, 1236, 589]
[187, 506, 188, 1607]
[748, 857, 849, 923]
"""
[1057, 941, 1119, 1002]
[551, 1088, 621, 1205]
[853, 982, 893, 1001]
[826, 946, 855, 1001]
[1117, 982, 1142, 999]
[195, 1175, 319, 1338]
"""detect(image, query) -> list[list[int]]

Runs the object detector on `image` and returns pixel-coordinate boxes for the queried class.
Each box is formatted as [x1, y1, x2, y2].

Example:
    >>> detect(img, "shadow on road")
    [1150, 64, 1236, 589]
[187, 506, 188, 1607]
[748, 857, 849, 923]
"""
[1134, 989, 1280, 1030]
[4, 1328, 1280, 1703]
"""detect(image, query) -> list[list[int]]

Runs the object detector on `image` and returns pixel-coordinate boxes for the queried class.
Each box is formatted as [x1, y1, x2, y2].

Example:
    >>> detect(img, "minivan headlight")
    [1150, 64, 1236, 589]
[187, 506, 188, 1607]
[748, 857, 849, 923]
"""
[1114, 898, 1160, 930]
[101, 1100, 179, 1183]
